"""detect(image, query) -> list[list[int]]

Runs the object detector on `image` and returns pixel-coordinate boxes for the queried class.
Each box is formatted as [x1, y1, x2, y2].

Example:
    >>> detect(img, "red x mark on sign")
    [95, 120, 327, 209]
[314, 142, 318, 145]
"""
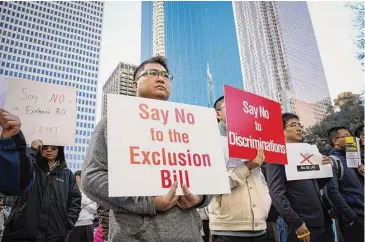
[300, 153, 313, 165]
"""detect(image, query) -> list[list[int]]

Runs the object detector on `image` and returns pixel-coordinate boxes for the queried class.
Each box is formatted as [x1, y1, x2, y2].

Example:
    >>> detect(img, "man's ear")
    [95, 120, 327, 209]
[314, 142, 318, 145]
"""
[133, 81, 137, 90]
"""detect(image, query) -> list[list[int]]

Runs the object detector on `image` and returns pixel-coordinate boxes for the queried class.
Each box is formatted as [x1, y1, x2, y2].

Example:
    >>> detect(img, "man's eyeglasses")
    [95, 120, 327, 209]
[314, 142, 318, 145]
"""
[42, 145, 58, 151]
[285, 122, 304, 129]
[336, 135, 352, 139]
[137, 69, 173, 81]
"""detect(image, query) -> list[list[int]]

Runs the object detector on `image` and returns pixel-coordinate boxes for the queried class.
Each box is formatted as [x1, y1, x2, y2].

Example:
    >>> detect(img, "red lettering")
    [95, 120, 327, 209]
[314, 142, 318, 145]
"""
[139, 103, 149, 120]
[49, 93, 65, 103]
[182, 133, 189, 143]
[130, 146, 140, 164]
[202, 154, 211, 166]
[185, 170, 190, 188]
[141, 151, 151, 165]
[161, 170, 171, 188]
[152, 151, 160, 165]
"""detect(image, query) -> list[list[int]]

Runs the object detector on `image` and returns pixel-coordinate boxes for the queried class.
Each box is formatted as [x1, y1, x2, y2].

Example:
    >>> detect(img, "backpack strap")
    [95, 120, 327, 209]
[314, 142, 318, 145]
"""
[329, 155, 344, 180]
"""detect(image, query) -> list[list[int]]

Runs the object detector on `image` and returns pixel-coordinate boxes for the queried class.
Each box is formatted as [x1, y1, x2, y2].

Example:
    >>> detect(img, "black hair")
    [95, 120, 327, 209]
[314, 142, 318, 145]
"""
[133, 55, 169, 81]
[354, 124, 364, 138]
[75, 170, 82, 178]
[214, 96, 224, 111]
[282, 113, 299, 127]
[328, 126, 349, 147]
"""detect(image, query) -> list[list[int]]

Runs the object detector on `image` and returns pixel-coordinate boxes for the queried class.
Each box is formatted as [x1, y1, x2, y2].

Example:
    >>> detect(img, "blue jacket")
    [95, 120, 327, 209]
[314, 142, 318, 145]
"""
[0, 131, 34, 196]
[326, 148, 364, 225]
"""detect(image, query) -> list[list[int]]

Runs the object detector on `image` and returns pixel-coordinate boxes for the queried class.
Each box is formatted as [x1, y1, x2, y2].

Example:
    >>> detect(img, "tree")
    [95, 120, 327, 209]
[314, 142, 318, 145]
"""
[345, 2, 365, 70]
[304, 94, 364, 155]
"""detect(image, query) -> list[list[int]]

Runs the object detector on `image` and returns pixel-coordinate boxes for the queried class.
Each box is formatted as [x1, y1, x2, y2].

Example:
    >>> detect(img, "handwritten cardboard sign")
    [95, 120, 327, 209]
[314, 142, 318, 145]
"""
[107, 94, 231, 197]
[285, 143, 333, 181]
[0, 78, 76, 145]
[224, 85, 287, 164]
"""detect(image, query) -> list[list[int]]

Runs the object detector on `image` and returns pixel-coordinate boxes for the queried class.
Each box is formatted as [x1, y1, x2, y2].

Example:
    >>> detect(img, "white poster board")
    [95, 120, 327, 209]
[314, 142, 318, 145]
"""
[1, 78, 76, 146]
[285, 143, 333, 181]
[107, 94, 231, 197]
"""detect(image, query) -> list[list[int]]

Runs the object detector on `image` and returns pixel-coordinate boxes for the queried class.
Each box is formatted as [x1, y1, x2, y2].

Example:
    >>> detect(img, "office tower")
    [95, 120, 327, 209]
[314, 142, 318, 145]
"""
[0, 1, 104, 171]
[141, 1, 243, 107]
[101, 62, 137, 117]
[233, 1, 332, 127]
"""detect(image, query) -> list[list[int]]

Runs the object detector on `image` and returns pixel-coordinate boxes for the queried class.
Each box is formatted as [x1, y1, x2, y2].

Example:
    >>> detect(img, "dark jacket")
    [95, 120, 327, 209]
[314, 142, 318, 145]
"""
[0, 132, 34, 196]
[326, 148, 364, 226]
[2, 134, 81, 242]
[266, 162, 332, 231]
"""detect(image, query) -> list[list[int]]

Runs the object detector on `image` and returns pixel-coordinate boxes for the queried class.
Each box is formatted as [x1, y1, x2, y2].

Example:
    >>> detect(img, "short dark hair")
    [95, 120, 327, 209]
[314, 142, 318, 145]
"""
[214, 96, 224, 111]
[328, 126, 349, 147]
[133, 56, 169, 81]
[75, 170, 82, 178]
[354, 124, 364, 138]
[282, 113, 299, 127]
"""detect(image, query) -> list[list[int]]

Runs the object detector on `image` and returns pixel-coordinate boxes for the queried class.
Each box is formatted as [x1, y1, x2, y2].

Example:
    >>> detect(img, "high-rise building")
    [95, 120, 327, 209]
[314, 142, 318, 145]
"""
[101, 62, 137, 117]
[141, 1, 243, 107]
[233, 1, 332, 127]
[0, 1, 104, 171]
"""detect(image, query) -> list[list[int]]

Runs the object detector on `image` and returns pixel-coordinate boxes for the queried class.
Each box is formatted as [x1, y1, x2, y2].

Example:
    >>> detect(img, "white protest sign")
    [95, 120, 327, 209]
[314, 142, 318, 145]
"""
[1, 78, 76, 145]
[107, 94, 231, 197]
[285, 143, 333, 181]
[0, 78, 8, 135]
[345, 137, 361, 168]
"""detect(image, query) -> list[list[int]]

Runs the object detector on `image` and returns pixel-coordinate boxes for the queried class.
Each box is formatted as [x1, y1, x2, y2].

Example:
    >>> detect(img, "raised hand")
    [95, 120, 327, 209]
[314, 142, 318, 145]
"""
[246, 149, 265, 170]
[0, 109, 21, 138]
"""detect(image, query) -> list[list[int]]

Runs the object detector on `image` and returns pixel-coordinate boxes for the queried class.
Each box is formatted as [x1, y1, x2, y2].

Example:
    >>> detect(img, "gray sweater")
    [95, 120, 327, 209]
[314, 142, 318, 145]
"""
[82, 117, 211, 242]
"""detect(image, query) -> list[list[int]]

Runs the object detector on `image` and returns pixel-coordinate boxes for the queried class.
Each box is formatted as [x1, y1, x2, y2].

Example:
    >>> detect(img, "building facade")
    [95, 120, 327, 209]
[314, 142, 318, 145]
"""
[101, 62, 137, 117]
[0, 1, 104, 171]
[233, 1, 332, 128]
[141, 1, 243, 107]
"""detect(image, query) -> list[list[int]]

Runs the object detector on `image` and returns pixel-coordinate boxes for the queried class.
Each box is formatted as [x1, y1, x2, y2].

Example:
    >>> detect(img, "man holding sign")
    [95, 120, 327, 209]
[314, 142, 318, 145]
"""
[266, 113, 334, 242]
[326, 127, 364, 242]
[82, 56, 211, 242]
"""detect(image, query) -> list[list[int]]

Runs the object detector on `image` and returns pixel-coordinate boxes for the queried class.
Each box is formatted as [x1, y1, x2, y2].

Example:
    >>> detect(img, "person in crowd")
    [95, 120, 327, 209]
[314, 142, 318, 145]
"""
[326, 126, 364, 242]
[1, 113, 81, 241]
[82, 56, 211, 242]
[266, 113, 334, 242]
[0, 109, 34, 195]
[209, 96, 271, 242]
[68, 170, 97, 242]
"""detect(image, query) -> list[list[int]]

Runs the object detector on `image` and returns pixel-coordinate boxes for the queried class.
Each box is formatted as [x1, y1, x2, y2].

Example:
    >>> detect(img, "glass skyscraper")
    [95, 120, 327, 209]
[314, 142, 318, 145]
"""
[0, 1, 104, 171]
[233, 2, 332, 128]
[141, 1, 243, 107]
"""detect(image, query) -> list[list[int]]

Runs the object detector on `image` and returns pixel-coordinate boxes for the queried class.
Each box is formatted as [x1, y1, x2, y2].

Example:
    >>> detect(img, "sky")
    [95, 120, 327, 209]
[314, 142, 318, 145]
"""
[96, 1, 364, 122]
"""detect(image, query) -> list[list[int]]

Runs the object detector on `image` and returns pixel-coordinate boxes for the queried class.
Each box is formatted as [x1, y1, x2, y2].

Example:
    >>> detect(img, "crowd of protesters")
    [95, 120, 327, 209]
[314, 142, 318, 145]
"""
[0, 56, 363, 242]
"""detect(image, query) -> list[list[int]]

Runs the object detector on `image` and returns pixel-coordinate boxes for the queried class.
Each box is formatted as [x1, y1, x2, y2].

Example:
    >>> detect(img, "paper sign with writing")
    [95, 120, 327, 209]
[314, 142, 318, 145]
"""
[0, 78, 8, 135]
[107, 94, 231, 197]
[345, 137, 361, 168]
[224, 85, 287, 164]
[1, 78, 76, 145]
[285, 143, 333, 181]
